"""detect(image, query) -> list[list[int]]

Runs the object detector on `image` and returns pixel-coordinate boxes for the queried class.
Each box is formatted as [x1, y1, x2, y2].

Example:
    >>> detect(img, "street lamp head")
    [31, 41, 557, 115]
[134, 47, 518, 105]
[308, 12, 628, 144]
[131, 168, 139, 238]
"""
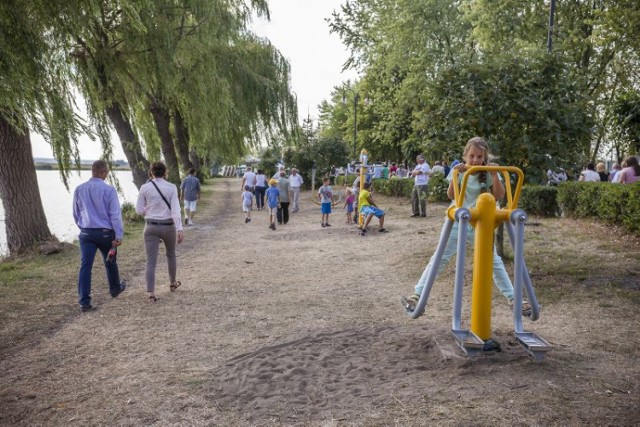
[342, 94, 347, 105]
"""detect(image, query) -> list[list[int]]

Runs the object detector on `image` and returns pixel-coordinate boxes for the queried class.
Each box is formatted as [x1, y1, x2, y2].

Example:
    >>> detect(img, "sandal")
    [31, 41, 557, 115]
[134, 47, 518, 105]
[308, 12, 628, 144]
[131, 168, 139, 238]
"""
[148, 295, 158, 303]
[401, 294, 420, 311]
[170, 281, 182, 292]
[378, 228, 388, 233]
[510, 298, 532, 317]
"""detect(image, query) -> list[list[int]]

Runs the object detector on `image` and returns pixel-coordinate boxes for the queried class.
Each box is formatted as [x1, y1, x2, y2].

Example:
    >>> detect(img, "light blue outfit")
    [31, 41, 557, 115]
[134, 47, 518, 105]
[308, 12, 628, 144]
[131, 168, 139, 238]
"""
[414, 170, 514, 301]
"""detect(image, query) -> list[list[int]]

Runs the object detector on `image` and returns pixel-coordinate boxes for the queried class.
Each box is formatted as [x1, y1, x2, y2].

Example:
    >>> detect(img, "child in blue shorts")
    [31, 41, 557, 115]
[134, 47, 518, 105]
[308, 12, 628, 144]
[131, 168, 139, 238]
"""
[318, 177, 333, 227]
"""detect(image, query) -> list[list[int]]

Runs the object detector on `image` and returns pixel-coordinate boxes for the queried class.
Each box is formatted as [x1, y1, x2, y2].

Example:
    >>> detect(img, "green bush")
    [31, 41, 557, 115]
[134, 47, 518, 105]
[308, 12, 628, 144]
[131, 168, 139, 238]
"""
[519, 185, 558, 217]
[557, 181, 640, 236]
[428, 174, 449, 203]
[556, 182, 579, 216]
[370, 177, 414, 197]
[121, 202, 144, 224]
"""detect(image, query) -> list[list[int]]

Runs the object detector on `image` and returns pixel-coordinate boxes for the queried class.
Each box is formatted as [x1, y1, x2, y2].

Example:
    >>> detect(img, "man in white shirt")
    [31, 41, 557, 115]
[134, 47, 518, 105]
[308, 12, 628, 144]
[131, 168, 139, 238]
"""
[579, 163, 600, 182]
[241, 166, 257, 192]
[289, 168, 304, 213]
[410, 154, 431, 217]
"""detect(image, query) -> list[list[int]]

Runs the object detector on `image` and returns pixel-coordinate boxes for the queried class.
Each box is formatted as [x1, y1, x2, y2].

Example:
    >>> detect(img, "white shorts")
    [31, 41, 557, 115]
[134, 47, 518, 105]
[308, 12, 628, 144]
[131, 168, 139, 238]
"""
[242, 204, 251, 213]
[184, 200, 197, 211]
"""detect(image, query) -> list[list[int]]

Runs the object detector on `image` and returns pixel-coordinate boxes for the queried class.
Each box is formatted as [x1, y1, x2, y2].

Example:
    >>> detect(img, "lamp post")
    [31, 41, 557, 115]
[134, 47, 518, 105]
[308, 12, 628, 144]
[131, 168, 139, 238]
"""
[342, 89, 359, 159]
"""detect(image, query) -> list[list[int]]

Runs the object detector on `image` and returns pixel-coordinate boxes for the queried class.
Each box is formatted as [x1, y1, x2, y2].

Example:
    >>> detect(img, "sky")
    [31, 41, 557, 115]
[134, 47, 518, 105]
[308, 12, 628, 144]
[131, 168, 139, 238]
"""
[30, 0, 358, 160]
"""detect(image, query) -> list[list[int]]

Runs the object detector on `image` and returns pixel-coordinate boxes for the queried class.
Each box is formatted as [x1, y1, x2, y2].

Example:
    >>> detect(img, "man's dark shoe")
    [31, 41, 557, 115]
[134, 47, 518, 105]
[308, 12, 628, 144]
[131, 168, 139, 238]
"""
[111, 280, 127, 298]
[80, 304, 94, 312]
[420, 215, 426, 217]
[410, 214, 420, 217]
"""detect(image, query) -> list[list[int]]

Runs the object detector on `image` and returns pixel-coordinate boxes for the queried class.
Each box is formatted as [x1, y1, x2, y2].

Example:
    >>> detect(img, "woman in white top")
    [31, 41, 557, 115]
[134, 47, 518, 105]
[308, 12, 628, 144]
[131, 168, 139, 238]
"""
[254, 169, 267, 210]
[136, 162, 184, 302]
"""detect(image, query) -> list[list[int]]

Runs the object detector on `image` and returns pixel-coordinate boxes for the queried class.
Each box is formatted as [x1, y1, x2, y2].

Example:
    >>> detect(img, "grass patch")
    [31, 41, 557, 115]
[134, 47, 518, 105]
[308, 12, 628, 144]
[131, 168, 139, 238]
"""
[0, 179, 214, 360]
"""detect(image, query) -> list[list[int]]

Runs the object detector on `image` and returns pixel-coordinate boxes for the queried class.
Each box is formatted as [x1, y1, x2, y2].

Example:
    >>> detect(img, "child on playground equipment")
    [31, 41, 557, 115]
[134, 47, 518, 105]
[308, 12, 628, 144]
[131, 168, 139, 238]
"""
[344, 188, 355, 224]
[358, 182, 387, 235]
[401, 136, 532, 316]
[265, 179, 280, 230]
[242, 185, 253, 223]
[318, 176, 333, 227]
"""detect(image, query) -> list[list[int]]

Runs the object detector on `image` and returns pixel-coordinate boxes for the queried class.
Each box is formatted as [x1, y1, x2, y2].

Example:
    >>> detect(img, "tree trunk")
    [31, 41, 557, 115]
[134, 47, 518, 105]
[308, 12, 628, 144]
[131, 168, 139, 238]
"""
[173, 109, 194, 171]
[189, 150, 201, 170]
[105, 103, 150, 189]
[0, 114, 54, 255]
[150, 100, 181, 187]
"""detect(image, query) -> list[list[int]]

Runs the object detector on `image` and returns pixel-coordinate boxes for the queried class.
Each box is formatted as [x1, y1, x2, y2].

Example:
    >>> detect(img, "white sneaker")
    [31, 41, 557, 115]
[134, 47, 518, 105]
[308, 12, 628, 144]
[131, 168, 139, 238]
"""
[188, 219, 194, 226]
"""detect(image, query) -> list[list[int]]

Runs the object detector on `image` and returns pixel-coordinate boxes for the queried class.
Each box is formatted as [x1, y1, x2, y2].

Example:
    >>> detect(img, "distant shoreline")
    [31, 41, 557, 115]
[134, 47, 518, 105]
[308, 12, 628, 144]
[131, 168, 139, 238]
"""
[33, 160, 130, 171]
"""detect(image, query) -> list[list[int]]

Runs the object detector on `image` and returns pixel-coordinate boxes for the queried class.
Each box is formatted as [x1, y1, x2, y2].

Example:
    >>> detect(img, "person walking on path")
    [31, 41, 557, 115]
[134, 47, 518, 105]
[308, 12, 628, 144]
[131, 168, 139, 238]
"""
[180, 168, 201, 226]
[318, 176, 333, 228]
[401, 137, 531, 317]
[276, 171, 291, 225]
[136, 162, 184, 302]
[265, 179, 280, 230]
[254, 169, 267, 210]
[241, 166, 257, 193]
[411, 154, 431, 217]
[289, 168, 304, 213]
[242, 185, 254, 223]
[72, 160, 127, 312]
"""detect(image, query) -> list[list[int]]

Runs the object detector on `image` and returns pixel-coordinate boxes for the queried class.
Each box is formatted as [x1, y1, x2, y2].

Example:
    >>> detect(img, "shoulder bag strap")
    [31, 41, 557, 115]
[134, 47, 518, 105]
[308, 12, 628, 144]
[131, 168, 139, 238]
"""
[150, 180, 172, 210]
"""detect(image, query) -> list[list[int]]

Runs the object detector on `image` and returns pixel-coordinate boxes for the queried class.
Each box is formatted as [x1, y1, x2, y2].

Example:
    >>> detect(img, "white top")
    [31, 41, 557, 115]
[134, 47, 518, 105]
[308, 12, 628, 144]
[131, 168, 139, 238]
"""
[242, 171, 256, 187]
[136, 178, 183, 231]
[242, 190, 253, 205]
[580, 170, 600, 182]
[289, 173, 304, 188]
[431, 165, 445, 176]
[413, 162, 431, 185]
[255, 174, 267, 187]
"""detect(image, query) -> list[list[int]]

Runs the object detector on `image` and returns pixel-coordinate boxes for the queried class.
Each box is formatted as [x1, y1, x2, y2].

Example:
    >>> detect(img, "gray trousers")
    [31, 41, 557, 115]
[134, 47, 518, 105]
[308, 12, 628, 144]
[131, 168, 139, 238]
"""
[291, 187, 301, 212]
[411, 184, 428, 216]
[143, 223, 177, 292]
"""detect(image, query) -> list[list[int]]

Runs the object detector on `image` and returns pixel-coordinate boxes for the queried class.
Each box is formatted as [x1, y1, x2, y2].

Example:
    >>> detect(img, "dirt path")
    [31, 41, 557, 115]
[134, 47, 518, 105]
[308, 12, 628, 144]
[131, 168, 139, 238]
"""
[1, 178, 639, 425]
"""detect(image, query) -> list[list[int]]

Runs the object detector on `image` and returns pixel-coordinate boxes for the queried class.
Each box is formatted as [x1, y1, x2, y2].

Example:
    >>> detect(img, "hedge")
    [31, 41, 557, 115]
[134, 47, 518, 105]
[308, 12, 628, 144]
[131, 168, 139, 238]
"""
[557, 181, 640, 235]
[519, 185, 559, 217]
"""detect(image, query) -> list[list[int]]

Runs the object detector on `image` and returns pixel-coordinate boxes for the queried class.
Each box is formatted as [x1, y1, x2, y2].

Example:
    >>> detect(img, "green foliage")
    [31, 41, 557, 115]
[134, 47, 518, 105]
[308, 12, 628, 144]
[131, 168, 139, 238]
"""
[284, 136, 349, 189]
[419, 55, 593, 184]
[427, 174, 449, 203]
[519, 186, 558, 218]
[611, 90, 640, 156]
[557, 182, 640, 236]
[328, 0, 640, 174]
[121, 202, 144, 224]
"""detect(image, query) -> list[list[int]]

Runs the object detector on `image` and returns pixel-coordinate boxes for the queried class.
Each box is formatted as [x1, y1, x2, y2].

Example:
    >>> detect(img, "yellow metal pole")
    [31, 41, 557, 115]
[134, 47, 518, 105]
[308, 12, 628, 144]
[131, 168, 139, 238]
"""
[358, 149, 368, 227]
[470, 192, 498, 340]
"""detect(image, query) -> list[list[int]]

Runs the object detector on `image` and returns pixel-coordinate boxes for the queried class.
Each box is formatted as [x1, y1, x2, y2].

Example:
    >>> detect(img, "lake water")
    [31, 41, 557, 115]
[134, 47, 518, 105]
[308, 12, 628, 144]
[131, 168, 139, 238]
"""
[0, 170, 139, 256]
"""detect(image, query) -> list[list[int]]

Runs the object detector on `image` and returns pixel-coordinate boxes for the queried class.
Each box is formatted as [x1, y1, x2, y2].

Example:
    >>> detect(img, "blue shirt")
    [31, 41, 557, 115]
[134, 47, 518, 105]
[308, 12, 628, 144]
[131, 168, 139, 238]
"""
[180, 175, 201, 201]
[73, 177, 124, 239]
[266, 187, 280, 208]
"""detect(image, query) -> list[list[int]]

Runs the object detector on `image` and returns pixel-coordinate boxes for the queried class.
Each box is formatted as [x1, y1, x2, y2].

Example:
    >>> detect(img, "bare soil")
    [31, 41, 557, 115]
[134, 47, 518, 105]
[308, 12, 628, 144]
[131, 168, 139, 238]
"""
[1, 177, 639, 426]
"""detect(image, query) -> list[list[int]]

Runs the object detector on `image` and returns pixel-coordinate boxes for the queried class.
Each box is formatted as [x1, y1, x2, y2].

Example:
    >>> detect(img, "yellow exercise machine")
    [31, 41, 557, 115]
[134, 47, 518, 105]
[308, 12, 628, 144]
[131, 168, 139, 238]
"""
[406, 165, 552, 360]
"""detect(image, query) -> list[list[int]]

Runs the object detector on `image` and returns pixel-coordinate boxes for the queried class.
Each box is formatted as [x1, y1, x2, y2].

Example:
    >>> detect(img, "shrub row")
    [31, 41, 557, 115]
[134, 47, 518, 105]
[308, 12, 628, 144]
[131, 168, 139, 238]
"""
[557, 182, 640, 234]
[339, 174, 640, 236]
[335, 175, 450, 202]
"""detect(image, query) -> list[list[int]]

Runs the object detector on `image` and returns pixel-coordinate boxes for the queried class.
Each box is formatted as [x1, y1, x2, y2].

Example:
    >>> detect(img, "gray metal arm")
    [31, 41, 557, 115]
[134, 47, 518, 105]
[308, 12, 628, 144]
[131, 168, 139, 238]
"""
[508, 209, 541, 323]
[407, 216, 454, 319]
[451, 209, 471, 330]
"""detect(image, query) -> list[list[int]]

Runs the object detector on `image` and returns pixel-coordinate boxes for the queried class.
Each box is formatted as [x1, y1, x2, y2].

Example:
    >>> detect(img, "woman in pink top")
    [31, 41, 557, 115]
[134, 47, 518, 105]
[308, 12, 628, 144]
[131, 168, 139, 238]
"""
[618, 156, 640, 184]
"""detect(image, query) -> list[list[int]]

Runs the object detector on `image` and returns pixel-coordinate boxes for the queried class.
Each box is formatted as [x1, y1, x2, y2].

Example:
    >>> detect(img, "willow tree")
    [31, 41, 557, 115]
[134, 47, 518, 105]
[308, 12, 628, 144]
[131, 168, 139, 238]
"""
[126, 0, 297, 185]
[0, 1, 84, 255]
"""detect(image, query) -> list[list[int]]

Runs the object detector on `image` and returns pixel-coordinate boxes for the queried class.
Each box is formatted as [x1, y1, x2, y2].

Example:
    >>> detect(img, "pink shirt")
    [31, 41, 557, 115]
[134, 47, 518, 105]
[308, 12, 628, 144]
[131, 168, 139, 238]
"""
[619, 167, 639, 184]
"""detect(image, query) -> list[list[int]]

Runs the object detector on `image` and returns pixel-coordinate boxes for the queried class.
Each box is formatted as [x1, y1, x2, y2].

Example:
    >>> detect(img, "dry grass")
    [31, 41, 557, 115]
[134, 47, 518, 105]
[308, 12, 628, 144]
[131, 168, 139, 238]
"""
[1, 178, 639, 426]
